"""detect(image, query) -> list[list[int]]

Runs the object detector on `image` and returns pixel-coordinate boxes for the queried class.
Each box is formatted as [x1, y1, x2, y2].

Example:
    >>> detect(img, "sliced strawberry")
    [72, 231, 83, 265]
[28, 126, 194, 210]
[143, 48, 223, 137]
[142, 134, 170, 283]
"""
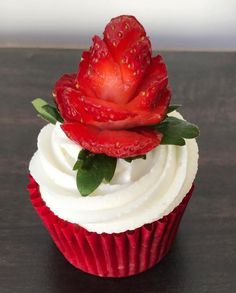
[77, 36, 126, 104]
[54, 72, 169, 129]
[103, 15, 146, 62]
[53, 74, 80, 122]
[127, 55, 170, 123]
[76, 16, 152, 105]
[54, 73, 77, 92]
[129, 55, 168, 109]
[62, 87, 137, 127]
[58, 86, 169, 129]
[104, 15, 151, 103]
[54, 56, 169, 128]
[54, 74, 142, 128]
[61, 123, 162, 158]
[54, 16, 171, 159]
[76, 51, 96, 98]
[118, 36, 151, 102]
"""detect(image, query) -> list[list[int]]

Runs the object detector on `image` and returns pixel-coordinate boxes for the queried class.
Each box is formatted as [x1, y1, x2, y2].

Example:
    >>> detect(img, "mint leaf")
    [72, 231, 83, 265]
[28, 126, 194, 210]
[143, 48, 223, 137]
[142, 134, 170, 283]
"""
[98, 155, 117, 182]
[76, 161, 104, 196]
[32, 98, 63, 124]
[160, 135, 186, 146]
[156, 117, 199, 139]
[42, 105, 63, 123]
[167, 104, 181, 113]
[155, 116, 199, 146]
[73, 160, 83, 171]
[124, 154, 146, 163]
[73, 149, 95, 170]
[74, 150, 117, 196]
[78, 149, 91, 160]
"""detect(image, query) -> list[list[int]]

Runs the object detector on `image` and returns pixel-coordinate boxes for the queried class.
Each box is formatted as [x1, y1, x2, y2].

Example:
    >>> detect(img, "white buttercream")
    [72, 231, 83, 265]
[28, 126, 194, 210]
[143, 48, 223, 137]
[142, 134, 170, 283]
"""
[29, 112, 198, 233]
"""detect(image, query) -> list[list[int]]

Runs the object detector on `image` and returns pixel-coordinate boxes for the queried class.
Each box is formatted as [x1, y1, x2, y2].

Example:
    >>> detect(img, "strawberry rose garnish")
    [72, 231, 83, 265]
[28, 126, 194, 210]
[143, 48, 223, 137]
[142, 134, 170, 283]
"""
[32, 15, 199, 195]
[53, 15, 170, 158]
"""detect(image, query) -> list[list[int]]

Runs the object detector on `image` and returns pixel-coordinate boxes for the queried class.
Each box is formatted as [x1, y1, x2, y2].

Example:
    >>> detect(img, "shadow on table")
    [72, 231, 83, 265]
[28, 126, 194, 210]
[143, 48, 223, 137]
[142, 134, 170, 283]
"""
[48, 238, 187, 293]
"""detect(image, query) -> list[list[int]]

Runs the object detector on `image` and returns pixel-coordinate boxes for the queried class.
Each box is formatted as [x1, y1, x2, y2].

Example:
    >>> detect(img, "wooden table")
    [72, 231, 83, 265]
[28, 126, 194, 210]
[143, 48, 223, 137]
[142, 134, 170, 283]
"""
[1, 49, 236, 292]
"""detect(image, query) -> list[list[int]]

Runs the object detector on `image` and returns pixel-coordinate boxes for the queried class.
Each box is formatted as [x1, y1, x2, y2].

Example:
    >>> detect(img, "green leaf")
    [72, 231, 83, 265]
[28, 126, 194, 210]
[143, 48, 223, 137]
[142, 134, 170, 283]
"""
[160, 135, 185, 146]
[73, 160, 83, 171]
[32, 98, 63, 124]
[124, 154, 146, 163]
[167, 104, 182, 113]
[76, 161, 104, 196]
[42, 105, 63, 123]
[75, 149, 95, 169]
[98, 155, 117, 182]
[78, 149, 91, 160]
[74, 150, 117, 196]
[155, 116, 199, 146]
[156, 117, 199, 139]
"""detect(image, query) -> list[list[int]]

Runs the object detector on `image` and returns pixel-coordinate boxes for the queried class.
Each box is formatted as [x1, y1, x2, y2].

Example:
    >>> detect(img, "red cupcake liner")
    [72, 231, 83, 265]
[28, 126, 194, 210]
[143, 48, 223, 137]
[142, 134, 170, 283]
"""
[27, 174, 193, 277]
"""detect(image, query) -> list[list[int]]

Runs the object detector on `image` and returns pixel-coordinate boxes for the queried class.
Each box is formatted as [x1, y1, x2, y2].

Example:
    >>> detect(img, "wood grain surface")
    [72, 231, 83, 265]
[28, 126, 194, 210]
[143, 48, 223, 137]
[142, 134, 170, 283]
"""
[0, 49, 236, 293]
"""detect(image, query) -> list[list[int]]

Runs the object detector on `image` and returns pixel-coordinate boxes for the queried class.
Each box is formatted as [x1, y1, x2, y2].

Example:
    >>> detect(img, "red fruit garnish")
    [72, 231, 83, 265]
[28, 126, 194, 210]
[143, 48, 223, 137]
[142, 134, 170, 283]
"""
[53, 15, 171, 158]
[62, 123, 163, 158]
[77, 36, 125, 103]
[129, 55, 168, 110]
[104, 15, 146, 61]
[104, 16, 151, 103]
[54, 66, 170, 130]
[53, 74, 79, 122]
[77, 16, 151, 104]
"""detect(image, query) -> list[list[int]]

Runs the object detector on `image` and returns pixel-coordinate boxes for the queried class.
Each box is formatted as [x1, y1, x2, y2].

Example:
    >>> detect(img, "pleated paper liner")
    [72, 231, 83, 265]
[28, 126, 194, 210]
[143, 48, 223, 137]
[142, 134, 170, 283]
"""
[28, 174, 193, 278]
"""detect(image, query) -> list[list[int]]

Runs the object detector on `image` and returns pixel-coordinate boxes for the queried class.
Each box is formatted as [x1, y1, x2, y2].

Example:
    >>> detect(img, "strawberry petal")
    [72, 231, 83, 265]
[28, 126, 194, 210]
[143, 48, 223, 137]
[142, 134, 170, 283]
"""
[53, 73, 80, 122]
[61, 87, 137, 128]
[61, 123, 162, 158]
[57, 85, 169, 129]
[128, 55, 170, 123]
[104, 15, 151, 103]
[118, 36, 151, 102]
[77, 36, 125, 104]
[104, 15, 146, 62]
[54, 56, 170, 129]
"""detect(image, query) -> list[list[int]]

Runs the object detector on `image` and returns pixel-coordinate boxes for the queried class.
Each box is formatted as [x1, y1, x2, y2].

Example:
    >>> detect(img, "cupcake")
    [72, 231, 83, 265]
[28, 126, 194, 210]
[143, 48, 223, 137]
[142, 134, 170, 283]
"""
[28, 15, 199, 277]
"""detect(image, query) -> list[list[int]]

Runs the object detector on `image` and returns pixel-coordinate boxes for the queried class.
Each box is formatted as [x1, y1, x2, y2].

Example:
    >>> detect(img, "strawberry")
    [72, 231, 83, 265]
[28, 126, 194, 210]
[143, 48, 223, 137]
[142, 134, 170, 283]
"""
[54, 74, 137, 127]
[54, 60, 170, 129]
[77, 16, 152, 104]
[61, 87, 137, 128]
[104, 15, 151, 103]
[53, 74, 80, 122]
[127, 55, 170, 123]
[61, 123, 163, 158]
[104, 15, 146, 62]
[53, 15, 171, 158]
[63, 86, 170, 129]
[77, 36, 124, 104]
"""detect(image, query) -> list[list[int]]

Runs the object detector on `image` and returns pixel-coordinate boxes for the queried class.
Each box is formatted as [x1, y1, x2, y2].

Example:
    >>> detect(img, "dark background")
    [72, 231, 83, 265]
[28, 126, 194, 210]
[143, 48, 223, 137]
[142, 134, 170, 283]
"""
[0, 49, 236, 292]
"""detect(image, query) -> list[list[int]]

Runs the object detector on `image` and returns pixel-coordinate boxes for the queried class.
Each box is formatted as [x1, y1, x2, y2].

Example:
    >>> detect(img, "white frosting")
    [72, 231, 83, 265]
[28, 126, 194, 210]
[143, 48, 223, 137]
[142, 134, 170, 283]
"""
[29, 112, 198, 234]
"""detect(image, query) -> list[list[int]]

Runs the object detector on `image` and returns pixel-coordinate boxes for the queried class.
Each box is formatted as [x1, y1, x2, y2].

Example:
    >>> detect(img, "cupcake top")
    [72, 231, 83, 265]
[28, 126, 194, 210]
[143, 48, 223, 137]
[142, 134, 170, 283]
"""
[30, 15, 199, 233]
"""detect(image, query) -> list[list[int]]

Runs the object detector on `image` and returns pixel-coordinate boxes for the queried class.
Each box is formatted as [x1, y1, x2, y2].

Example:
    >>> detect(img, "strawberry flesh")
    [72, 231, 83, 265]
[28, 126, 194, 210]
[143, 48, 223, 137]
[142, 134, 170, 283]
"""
[54, 73, 170, 129]
[129, 55, 168, 110]
[62, 123, 163, 158]
[104, 15, 146, 62]
[53, 74, 80, 122]
[77, 36, 125, 104]
[104, 15, 151, 102]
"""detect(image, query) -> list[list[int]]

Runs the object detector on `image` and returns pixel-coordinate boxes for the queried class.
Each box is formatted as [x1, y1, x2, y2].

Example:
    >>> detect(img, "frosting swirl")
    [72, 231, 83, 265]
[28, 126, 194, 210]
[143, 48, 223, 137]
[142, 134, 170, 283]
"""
[29, 112, 198, 234]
